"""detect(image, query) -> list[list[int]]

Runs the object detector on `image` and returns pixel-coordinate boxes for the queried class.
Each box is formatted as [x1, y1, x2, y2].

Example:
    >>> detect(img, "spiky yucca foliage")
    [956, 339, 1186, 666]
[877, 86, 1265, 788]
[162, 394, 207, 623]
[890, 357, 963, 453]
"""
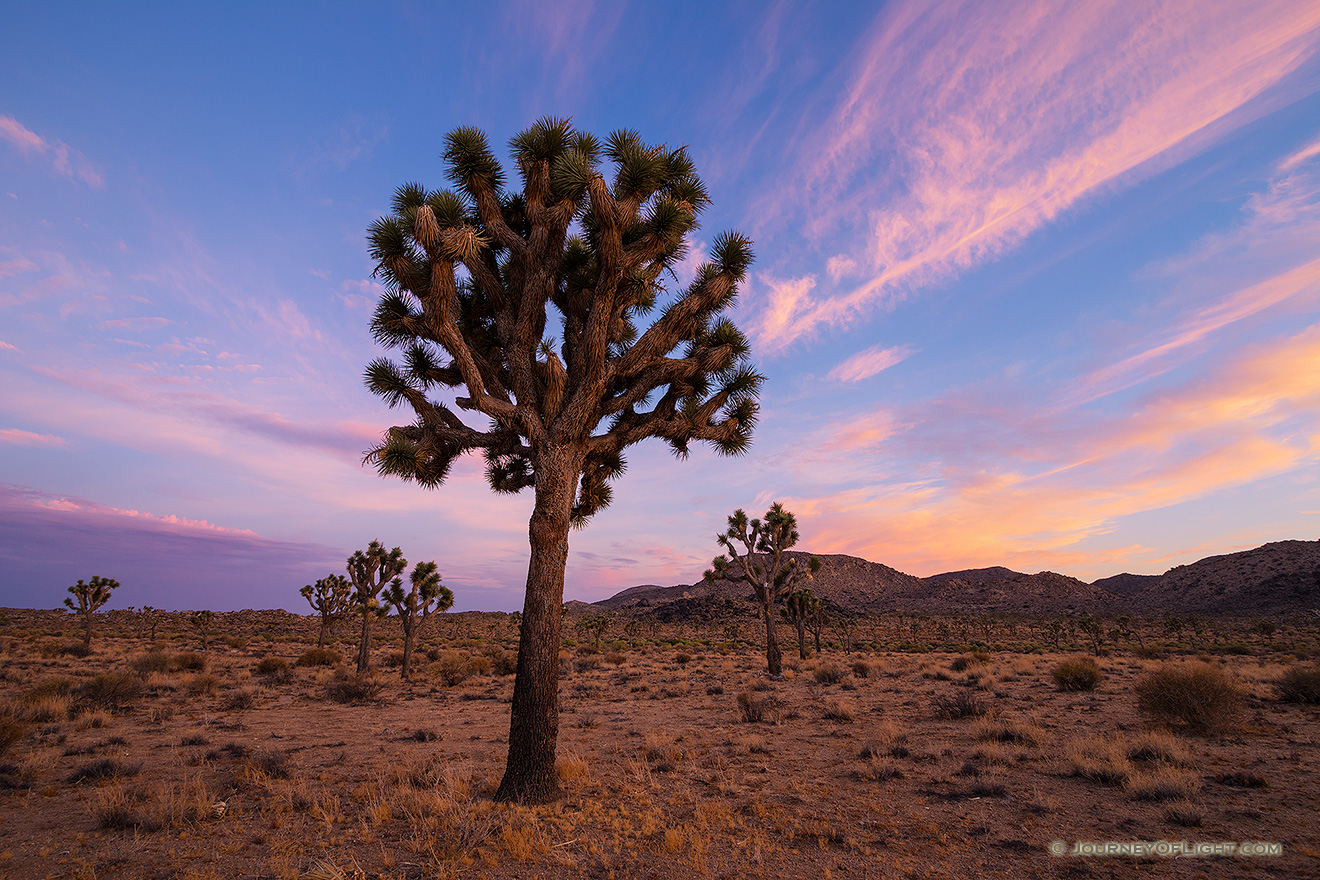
[384, 561, 453, 681]
[363, 119, 762, 803]
[187, 610, 214, 652]
[64, 575, 119, 649]
[706, 503, 821, 675]
[346, 541, 406, 676]
[300, 574, 354, 648]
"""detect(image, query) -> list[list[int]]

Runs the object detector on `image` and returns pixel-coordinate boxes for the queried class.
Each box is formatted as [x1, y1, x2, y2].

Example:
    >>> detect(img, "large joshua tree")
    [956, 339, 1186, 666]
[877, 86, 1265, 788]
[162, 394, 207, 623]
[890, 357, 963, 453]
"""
[706, 503, 821, 676]
[363, 118, 761, 803]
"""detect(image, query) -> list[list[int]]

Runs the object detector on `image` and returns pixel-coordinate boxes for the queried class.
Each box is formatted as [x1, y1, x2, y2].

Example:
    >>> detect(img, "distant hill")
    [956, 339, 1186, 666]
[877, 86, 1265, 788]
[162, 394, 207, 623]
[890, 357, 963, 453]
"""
[593, 539, 1320, 617]
[1125, 540, 1320, 615]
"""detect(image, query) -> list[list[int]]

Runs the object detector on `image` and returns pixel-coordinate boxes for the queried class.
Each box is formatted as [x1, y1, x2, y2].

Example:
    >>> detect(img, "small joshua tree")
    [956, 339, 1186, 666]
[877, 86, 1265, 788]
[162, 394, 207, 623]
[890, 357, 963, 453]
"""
[189, 610, 214, 651]
[301, 574, 354, 647]
[64, 575, 119, 648]
[347, 541, 407, 675]
[139, 605, 162, 644]
[706, 503, 820, 675]
[385, 561, 453, 680]
[578, 613, 613, 653]
[782, 587, 822, 660]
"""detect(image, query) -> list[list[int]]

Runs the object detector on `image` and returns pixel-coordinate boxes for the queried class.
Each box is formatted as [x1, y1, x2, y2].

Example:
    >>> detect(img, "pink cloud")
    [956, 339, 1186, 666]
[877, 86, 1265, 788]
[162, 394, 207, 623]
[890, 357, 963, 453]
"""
[827, 343, 915, 382]
[0, 258, 38, 279]
[749, 0, 1320, 352]
[0, 116, 104, 188]
[0, 428, 66, 447]
[98, 316, 174, 331]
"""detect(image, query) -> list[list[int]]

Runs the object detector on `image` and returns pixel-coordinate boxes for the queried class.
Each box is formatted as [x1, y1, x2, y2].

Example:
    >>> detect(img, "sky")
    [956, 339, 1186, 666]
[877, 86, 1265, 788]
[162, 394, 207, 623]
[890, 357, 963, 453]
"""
[2, 1, 1319, 613]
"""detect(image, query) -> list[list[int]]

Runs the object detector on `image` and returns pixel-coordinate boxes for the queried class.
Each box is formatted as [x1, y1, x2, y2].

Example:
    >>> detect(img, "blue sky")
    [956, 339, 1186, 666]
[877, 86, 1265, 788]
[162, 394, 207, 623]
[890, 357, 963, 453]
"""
[2, 1, 1319, 612]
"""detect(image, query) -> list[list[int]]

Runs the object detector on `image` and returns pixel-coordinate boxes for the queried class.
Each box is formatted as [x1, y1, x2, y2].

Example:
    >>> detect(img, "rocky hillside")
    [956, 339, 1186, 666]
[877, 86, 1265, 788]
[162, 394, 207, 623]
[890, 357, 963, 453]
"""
[1126, 540, 1320, 614]
[595, 539, 1320, 617]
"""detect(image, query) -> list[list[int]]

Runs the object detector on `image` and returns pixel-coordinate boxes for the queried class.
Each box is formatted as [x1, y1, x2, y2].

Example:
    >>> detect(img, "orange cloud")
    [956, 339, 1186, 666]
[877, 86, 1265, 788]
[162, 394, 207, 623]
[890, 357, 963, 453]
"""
[794, 322, 1320, 577]
[749, 0, 1320, 352]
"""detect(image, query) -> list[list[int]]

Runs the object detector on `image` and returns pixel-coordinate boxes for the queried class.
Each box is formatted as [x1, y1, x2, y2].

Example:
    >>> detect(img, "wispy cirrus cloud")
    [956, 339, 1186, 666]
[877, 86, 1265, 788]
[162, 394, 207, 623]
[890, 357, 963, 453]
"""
[0, 116, 104, 188]
[827, 343, 915, 382]
[747, 0, 1320, 352]
[0, 428, 65, 447]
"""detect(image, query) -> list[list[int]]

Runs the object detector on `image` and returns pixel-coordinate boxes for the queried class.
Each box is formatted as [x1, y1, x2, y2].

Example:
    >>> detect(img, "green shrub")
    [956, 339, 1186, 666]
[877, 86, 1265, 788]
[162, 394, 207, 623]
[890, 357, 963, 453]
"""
[1135, 662, 1244, 735]
[1276, 664, 1320, 704]
[1052, 656, 1103, 692]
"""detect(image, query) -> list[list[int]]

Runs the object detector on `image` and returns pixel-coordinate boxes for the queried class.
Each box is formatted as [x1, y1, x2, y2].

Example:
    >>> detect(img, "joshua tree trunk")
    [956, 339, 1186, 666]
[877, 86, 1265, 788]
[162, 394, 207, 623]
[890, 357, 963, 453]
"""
[357, 615, 373, 675]
[82, 613, 92, 649]
[401, 619, 416, 681]
[496, 448, 577, 803]
[760, 591, 783, 676]
[317, 617, 328, 648]
[795, 619, 808, 660]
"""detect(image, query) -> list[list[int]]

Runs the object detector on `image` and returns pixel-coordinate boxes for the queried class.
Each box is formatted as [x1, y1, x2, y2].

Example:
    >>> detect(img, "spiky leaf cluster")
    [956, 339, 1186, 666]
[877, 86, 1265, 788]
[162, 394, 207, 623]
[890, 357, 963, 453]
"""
[364, 118, 762, 522]
[301, 574, 353, 620]
[64, 575, 119, 614]
[384, 560, 453, 622]
[347, 540, 407, 618]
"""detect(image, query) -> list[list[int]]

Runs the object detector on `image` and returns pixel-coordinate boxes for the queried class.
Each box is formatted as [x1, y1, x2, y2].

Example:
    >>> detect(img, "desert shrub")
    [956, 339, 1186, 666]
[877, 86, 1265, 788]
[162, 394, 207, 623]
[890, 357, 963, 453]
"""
[174, 652, 208, 671]
[324, 673, 382, 704]
[674, 652, 693, 665]
[852, 660, 872, 678]
[813, 663, 846, 685]
[1275, 664, 1320, 704]
[973, 718, 1044, 747]
[707, 684, 724, 695]
[75, 673, 142, 713]
[821, 697, 856, 722]
[932, 690, 987, 719]
[185, 673, 220, 697]
[1133, 646, 1166, 660]
[1066, 735, 1131, 785]
[410, 729, 440, 742]
[0, 710, 27, 758]
[1125, 731, 1191, 765]
[224, 636, 249, 650]
[605, 652, 627, 666]
[296, 647, 342, 667]
[575, 654, 602, 672]
[67, 758, 137, 784]
[1124, 766, 1202, 802]
[1052, 656, 1103, 692]
[381, 650, 405, 668]
[131, 652, 174, 676]
[737, 691, 779, 724]
[57, 641, 92, 658]
[245, 749, 289, 779]
[484, 649, 517, 676]
[1135, 662, 1244, 735]
[224, 688, 258, 711]
[1214, 771, 1268, 788]
[255, 656, 290, 677]
[467, 655, 493, 676]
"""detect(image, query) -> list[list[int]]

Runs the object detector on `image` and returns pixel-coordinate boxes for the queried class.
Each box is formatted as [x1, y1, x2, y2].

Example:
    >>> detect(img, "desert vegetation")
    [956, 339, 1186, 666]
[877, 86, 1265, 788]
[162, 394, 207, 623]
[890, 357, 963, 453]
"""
[0, 605, 1316, 878]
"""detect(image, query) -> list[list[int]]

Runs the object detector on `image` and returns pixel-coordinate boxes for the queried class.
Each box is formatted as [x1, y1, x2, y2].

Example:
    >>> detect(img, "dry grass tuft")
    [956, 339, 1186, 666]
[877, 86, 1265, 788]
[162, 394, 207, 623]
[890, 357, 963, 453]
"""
[1124, 765, 1202, 801]
[296, 647, 342, 667]
[973, 717, 1044, 747]
[1052, 656, 1103, 692]
[932, 689, 987, 719]
[736, 691, 780, 724]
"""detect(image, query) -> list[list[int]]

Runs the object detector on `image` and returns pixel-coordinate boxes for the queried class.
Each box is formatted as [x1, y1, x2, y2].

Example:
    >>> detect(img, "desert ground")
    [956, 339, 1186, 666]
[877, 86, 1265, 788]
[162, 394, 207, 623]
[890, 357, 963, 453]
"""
[0, 608, 1317, 879]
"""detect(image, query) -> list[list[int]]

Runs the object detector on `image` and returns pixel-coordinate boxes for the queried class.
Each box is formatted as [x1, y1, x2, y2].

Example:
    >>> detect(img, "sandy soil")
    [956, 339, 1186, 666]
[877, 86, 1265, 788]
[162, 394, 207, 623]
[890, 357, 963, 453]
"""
[0, 611, 1317, 879]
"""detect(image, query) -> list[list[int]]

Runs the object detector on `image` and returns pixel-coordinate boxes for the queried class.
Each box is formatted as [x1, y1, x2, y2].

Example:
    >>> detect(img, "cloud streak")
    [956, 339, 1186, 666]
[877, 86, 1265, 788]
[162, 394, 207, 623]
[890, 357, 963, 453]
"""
[827, 343, 914, 382]
[0, 116, 104, 188]
[748, 0, 1320, 352]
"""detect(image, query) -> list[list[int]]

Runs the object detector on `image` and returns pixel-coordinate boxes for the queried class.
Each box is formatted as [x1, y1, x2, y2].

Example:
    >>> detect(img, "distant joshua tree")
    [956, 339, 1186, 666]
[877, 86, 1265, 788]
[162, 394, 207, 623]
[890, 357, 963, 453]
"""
[384, 561, 452, 680]
[706, 503, 821, 676]
[189, 610, 214, 651]
[578, 613, 614, 653]
[347, 541, 407, 675]
[300, 574, 354, 647]
[138, 605, 163, 644]
[782, 587, 822, 660]
[64, 576, 119, 649]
